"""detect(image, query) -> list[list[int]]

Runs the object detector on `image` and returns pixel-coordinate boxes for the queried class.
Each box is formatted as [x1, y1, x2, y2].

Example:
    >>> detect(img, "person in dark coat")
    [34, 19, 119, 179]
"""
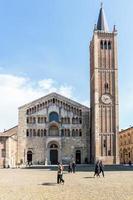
[99, 160, 104, 177]
[72, 161, 76, 173]
[68, 162, 72, 173]
[94, 160, 100, 177]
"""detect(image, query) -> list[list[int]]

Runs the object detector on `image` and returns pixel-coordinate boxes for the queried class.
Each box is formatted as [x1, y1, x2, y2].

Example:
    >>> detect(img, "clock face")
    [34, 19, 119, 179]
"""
[101, 94, 112, 104]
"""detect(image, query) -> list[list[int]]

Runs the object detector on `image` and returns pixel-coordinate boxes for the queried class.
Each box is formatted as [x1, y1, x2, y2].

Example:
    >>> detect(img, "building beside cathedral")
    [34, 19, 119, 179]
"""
[0, 5, 120, 168]
[119, 127, 133, 164]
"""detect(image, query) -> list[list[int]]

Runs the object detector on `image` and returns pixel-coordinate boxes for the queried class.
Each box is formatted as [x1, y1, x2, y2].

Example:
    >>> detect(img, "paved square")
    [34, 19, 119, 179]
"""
[0, 169, 133, 200]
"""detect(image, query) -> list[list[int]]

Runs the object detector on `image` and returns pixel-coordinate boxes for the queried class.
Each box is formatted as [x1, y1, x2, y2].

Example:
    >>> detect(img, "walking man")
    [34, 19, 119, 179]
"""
[99, 160, 104, 177]
[72, 161, 76, 173]
[94, 160, 100, 177]
[57, 163, 65, 184]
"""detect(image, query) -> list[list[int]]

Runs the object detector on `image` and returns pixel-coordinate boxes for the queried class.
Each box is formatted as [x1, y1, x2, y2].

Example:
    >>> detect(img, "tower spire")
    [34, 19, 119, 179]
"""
[96, 4, 109, 32]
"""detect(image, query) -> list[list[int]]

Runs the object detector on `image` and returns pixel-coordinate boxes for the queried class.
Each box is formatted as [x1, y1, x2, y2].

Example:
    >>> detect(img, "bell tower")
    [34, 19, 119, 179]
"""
[90, 4, 119, 164]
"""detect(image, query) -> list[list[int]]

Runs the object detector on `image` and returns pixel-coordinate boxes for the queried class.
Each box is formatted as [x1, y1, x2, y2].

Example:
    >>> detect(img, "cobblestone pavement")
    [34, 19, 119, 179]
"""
[0, 169, 133, 200]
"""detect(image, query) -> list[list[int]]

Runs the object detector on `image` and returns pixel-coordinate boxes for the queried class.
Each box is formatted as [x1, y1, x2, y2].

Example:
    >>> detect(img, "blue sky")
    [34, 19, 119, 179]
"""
[0, 0, 133, 131]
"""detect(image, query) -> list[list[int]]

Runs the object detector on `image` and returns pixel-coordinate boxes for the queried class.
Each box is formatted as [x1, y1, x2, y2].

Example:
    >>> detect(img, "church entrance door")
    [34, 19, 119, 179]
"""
[76, 150, 81, 164]
[50, 149, 58, 165]
[27, 151, 32, 163]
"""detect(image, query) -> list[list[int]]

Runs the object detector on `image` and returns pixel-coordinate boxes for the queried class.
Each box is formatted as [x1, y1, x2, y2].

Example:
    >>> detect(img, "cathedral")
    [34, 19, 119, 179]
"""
[0, 5, 119, 168]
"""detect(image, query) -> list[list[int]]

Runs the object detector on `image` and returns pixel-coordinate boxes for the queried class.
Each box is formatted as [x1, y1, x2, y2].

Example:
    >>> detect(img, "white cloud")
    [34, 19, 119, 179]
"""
[38, 79, 56, 92]
[58, 85, 74, 98]
[0, 74, 74, 132]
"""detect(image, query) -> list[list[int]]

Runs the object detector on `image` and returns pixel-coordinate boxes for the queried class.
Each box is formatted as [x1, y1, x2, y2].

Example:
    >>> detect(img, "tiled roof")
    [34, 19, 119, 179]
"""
[0, 126, 18, 137]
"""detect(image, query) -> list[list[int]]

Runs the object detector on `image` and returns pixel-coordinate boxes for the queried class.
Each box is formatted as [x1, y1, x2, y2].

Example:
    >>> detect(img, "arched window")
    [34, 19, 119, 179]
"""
[29, 108, 31, 114]
[79, 129, 82, 137]
[104, 139, 106, 147]
[72, 129, 75, 137]
[71, 107, 73, 112]
[105, 83, 109, 91]
[76, 117, 78, 124]
[40, 104, 42, 110]
[100, 40, 103, 49]
[37, 104, 39, 111]
[53, 98, 55, 104]
[72, 117, 74, 124]
[108, 41, 111, 50]
[26, 129, 29, 137]
[30, 129, 32, 137]
[45, 101, 47, 106]
[41, 129, 43, 137]
[42, 102, 45, 108]
[44, 129, 47, 136]
[104, 41, 107, 49]
[49, 112, 59, 122]
[32, 107, 34, 113]
[41, 117, 44, 123]
[37, 129, 40, 137]
[67, 129, 70, 137]
[76, 129, 78, 136]
[38, 117, 40, 123]
[27, 117, 29, 124]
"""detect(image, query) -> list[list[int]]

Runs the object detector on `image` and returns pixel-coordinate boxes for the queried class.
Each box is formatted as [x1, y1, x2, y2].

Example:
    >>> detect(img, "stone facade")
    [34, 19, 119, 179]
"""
[17, 93, 90, 165]
[119, 127, 133, 164]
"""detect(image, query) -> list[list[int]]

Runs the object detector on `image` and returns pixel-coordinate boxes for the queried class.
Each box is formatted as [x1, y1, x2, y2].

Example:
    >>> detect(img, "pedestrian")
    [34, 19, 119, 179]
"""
[57, 163, 65, 184]
[94, 160, 100, 177]
[99, 160, 104, 177]
[68, 162, 72, 173]
[72, 161, 76, 173]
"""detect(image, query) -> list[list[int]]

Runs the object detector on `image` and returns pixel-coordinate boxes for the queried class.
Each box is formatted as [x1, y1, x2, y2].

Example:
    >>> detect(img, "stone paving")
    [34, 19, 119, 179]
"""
[0, 169, 133, 200]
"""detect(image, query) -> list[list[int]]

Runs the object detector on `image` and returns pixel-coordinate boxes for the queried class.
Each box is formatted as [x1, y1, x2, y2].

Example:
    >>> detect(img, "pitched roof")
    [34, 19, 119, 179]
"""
[0, 126, 18, 137]
[97, 5, 109, 32]
[19, 92, 89, 110]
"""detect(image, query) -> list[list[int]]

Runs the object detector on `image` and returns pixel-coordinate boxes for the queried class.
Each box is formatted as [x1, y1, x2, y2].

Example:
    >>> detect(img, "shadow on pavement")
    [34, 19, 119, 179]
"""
[40, 182, 57, 186]
[83, 177, 95, 179]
